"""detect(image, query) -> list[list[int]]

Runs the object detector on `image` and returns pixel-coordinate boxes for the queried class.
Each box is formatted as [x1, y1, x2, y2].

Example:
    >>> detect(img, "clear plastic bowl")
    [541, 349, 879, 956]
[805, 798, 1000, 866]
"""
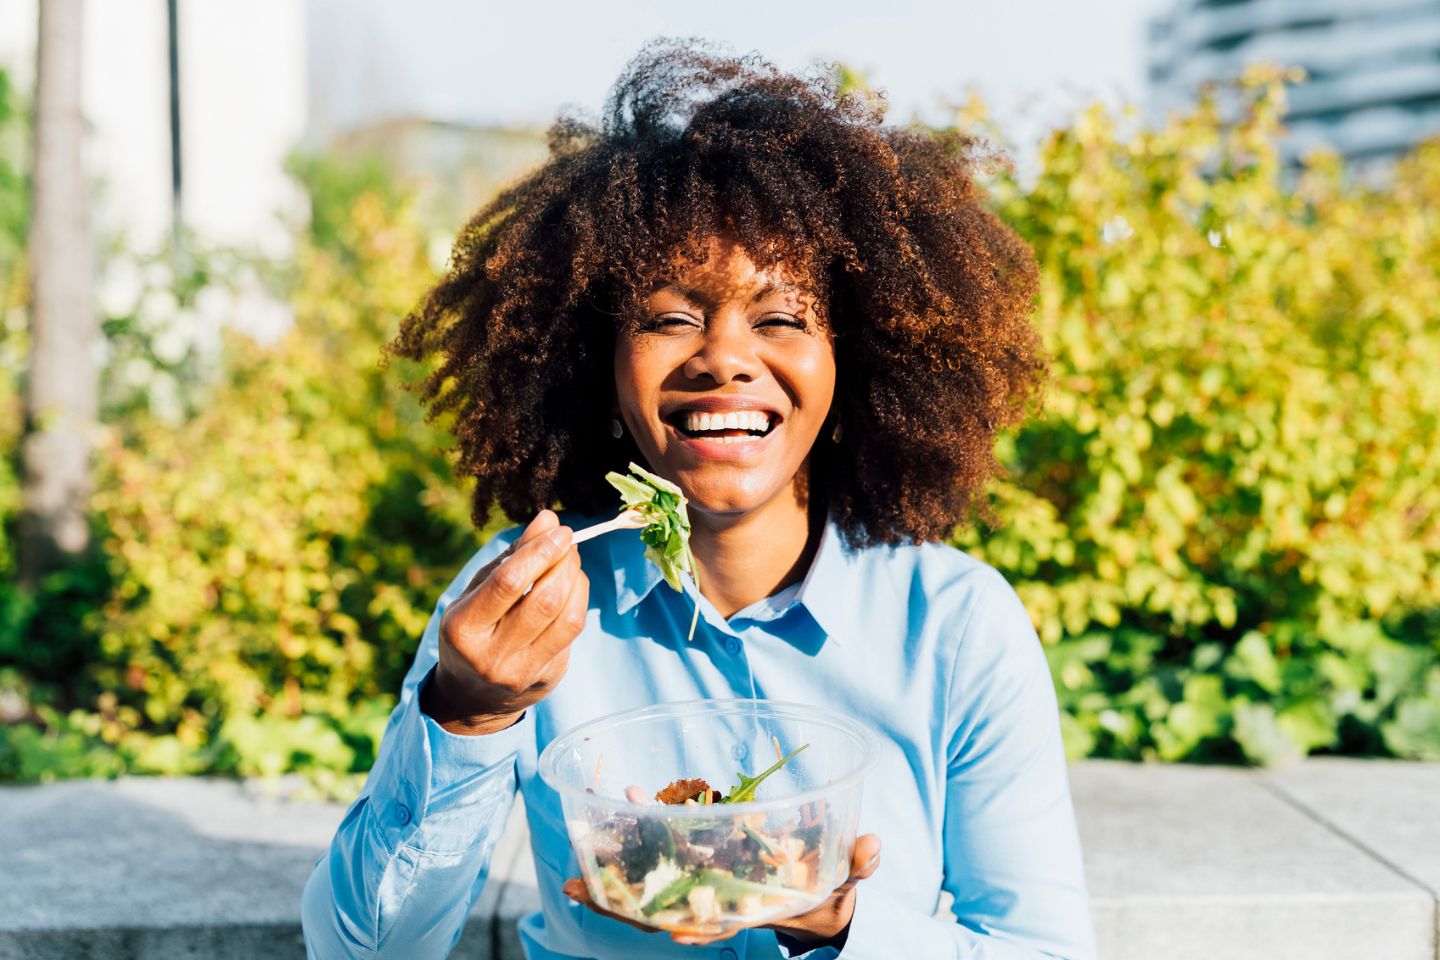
[538, 698, 880, 937]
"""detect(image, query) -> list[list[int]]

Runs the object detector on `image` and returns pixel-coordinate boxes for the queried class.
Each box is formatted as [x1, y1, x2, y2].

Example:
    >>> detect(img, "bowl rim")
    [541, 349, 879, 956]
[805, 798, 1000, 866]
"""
[536, 697, 881, 817]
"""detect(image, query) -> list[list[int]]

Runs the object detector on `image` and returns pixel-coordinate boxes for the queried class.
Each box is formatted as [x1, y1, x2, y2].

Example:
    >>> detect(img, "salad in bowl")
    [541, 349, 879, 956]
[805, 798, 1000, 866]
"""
[538, 699, 879, 936]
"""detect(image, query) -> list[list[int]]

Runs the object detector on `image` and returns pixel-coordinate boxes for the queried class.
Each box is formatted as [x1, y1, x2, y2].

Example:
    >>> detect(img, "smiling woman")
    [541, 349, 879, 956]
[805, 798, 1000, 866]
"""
[383, 37, 1043, 552]
[302, 35, 1094, 960]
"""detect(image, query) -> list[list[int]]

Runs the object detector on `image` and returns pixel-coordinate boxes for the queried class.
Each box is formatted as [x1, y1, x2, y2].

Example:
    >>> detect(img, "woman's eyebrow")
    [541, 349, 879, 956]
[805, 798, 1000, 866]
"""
[653, 280, 807, 306]
[748, 280, 807, 303]
[660, 282, 710, 307]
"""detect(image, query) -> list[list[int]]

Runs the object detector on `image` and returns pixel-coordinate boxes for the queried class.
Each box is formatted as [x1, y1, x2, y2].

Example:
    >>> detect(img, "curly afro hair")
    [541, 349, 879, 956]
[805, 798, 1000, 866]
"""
[386, 36, 1045, 549]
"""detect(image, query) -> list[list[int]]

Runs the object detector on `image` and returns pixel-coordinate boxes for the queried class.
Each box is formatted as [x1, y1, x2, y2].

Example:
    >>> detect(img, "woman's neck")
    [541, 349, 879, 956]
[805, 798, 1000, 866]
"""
[686, 481, 825, 620]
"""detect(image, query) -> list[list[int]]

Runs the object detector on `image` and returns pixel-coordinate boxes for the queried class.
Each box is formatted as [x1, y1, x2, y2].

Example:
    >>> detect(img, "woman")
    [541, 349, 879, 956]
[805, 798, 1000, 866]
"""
[302, 36, 1094, 960]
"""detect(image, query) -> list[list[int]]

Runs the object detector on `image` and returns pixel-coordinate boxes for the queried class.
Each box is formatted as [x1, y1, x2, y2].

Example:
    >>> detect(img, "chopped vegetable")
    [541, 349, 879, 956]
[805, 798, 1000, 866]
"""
[692, 867, 806, 902]
[739, 823, 776, 856]
[640, 867, 701, 916]
[583, 740, 824, 932]
[618, 818, 676, 881]
[599, 865, 642, 914]
[604, 461, 701, 641]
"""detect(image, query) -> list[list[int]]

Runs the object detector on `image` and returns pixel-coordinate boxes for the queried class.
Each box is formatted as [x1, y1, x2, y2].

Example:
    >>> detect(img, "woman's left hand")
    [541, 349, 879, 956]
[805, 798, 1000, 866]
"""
[561, 833, 881, 949]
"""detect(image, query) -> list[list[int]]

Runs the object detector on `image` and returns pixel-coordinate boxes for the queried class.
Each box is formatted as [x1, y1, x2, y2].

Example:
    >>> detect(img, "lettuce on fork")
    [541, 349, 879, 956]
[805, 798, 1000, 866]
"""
[604, 462, 701, 641]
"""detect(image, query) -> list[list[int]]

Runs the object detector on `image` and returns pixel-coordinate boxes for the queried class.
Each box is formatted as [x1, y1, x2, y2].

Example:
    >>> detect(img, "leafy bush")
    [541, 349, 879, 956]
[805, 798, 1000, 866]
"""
[2, 155, 500, 788]
[955, 66, 1440, 763]
[1, 67, 1437, 787]
[79, 183, 503, 789]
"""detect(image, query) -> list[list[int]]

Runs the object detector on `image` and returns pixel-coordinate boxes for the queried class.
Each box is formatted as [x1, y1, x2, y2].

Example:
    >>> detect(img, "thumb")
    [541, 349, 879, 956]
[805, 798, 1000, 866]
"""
[461, 510, 560, 595]
[519, 509, 559, 543]
[849, 834, 881, 881]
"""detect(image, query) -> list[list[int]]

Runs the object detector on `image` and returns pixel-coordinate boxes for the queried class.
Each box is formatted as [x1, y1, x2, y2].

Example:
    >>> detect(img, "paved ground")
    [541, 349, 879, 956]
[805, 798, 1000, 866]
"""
[1, 759, 1436, 959]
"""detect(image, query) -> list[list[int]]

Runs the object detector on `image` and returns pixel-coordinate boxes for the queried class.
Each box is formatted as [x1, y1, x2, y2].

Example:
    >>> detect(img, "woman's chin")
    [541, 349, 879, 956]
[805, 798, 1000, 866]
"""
[647, 422, 810, 519]
[665, 468, 799, 522]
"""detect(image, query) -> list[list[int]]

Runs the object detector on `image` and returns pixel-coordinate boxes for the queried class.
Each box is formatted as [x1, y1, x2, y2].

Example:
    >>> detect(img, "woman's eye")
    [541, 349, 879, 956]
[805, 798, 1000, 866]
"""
[646, 315, 698, 330]
[758, 315, 806, 330]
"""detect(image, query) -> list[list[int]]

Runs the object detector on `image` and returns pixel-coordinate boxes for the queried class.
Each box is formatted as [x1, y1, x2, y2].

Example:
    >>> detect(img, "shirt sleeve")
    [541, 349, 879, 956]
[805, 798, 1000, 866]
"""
[837, 566, 1097, 960]
[301, 526, 533, 959]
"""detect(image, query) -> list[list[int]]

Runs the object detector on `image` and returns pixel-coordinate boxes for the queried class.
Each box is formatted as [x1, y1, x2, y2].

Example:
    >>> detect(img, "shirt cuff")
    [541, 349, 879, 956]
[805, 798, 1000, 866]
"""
[364, 666, 532, 856]
[419, 666, 533, 782]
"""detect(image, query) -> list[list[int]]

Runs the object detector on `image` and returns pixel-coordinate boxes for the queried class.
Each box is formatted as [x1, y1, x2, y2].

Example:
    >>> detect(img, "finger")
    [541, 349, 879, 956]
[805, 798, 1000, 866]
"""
[526, 566, 589, 664]
[498, 544, 580, 642]
[818, 835, 882, 904]
[463, 524, 574, 627]
[462, 510, 559, 594]
[512, 508, 558, 546]
[526, 637, 572, 695]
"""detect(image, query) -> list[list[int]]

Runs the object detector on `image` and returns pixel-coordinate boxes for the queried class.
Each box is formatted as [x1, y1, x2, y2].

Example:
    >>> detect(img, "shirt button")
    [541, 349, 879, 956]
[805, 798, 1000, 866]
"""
[724, 637, 741, 655]
[731, 742, 748, 761]
[720, 949, 738, 960]
[395, 804, 412, 826]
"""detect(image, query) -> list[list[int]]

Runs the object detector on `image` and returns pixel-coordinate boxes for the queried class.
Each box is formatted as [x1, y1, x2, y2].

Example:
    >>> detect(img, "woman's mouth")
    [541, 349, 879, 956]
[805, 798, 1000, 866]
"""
[662, 408, 781, 459]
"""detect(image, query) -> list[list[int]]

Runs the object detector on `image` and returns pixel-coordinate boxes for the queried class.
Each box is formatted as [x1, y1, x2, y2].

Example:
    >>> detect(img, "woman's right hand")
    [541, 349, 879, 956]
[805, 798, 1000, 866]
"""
[420, 509, 589, 735]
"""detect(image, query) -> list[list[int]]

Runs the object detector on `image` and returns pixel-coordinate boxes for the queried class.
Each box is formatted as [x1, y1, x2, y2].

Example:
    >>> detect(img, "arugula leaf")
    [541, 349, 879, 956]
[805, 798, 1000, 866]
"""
[720, 742, 810, 803]
[604, 461, 701, 641]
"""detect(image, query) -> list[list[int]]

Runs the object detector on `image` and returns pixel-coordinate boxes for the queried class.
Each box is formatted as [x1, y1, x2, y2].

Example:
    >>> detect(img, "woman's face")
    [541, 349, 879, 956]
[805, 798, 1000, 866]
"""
[613, 233, 836, 521]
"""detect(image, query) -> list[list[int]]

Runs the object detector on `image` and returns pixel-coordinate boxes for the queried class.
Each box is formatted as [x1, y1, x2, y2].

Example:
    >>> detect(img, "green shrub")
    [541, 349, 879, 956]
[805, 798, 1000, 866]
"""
[2, 156, 501, 790]
[82, 187, 503, 789]
[954, 66, 1440, 763]
[2, 67, 1437, 787]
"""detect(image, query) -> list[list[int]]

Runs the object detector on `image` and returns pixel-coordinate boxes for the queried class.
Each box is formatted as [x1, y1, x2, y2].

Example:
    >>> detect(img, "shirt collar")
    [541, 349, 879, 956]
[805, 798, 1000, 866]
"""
[608, 508, 856, 646]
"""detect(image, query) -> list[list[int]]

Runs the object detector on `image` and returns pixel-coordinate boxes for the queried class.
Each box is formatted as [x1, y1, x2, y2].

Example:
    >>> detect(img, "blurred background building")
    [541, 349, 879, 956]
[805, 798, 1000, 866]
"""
[1147, 0, 1440, 170]
[7, 0, 1438, 268]
[0, 0, 1161, 270]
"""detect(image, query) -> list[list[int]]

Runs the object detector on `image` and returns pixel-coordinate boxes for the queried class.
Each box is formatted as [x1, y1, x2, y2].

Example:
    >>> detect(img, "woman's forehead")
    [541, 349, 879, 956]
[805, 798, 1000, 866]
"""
[644, 236, 819, 300]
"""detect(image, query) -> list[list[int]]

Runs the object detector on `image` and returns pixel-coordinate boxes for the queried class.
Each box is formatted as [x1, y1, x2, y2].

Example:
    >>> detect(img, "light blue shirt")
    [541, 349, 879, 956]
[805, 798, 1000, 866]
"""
[301, 508, 1096, 959]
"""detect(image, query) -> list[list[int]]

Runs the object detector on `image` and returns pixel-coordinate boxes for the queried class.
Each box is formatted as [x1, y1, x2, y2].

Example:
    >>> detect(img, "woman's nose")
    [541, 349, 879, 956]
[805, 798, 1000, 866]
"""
[682, 323, 761, 385]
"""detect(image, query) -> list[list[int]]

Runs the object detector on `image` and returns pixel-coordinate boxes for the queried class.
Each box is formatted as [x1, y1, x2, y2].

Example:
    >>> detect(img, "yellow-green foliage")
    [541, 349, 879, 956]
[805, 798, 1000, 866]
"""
[76, 193, 498, 786]
[956, 66, 1440, 763]
[2, 69, 1437, 784]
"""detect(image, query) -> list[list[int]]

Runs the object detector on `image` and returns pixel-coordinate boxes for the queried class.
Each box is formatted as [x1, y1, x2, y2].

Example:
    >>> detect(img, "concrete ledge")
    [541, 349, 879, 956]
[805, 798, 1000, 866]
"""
[1, 760, 1435, 960]
[1075, 760, 1437, 960]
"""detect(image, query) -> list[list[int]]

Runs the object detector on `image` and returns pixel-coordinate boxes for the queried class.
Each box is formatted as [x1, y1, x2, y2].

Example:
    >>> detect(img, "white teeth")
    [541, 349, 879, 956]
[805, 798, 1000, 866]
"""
[681, 409, 773, 434]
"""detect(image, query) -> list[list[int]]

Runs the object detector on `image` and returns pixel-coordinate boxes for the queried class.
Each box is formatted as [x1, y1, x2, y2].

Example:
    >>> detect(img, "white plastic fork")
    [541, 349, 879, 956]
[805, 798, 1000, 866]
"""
[570, 508, 650, 545]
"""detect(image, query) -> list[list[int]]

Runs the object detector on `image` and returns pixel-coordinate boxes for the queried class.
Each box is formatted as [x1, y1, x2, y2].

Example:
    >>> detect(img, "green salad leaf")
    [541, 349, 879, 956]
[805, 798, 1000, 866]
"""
[604, 461, 701, 641]
[720, 742, 810, 803]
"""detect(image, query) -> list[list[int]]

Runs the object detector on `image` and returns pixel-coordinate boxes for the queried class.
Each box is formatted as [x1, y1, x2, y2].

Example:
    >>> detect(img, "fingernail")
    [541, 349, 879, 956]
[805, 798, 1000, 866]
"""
[547, 526, 572, 548]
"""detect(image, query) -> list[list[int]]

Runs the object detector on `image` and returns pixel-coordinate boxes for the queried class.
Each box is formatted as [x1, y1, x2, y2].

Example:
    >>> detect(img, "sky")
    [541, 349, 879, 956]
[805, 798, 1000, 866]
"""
[308, 0, 1167, 163]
